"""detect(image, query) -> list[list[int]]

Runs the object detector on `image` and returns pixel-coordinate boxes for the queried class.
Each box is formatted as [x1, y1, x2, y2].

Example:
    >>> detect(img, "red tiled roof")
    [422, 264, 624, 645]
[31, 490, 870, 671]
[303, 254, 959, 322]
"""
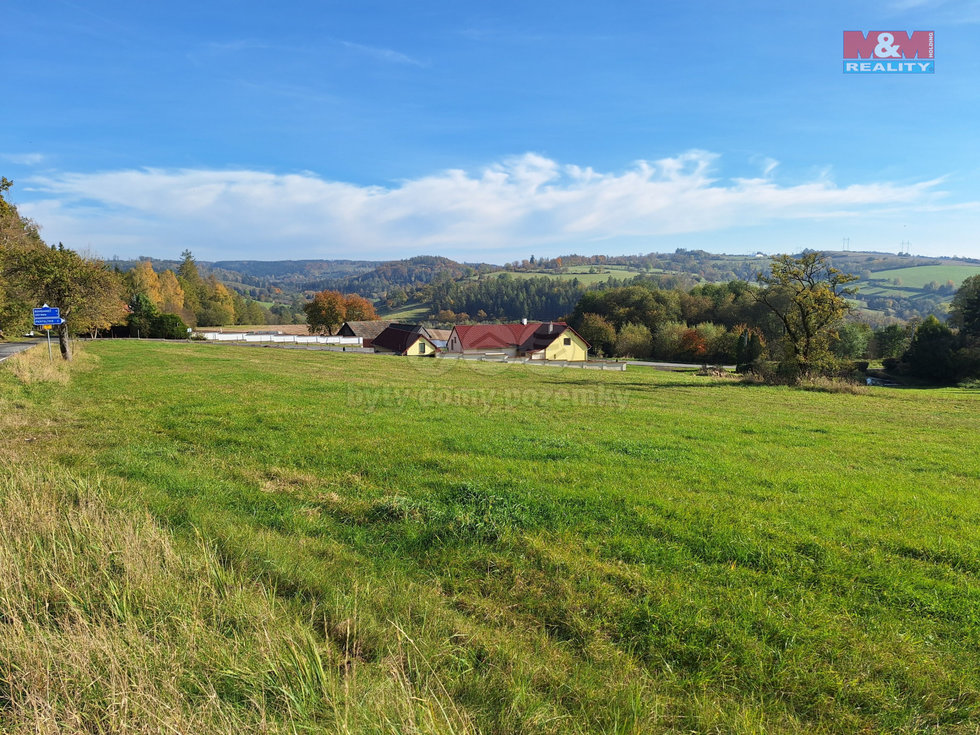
[451, 323, 589, 351]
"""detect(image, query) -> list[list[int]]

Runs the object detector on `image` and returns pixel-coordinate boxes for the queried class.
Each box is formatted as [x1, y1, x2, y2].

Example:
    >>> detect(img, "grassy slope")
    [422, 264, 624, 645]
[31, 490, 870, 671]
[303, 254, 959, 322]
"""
[478, 266, 645, 286]
[379, 303, 431, 321]
[3, 342, 980, 733]
[867, 265, 980, 289]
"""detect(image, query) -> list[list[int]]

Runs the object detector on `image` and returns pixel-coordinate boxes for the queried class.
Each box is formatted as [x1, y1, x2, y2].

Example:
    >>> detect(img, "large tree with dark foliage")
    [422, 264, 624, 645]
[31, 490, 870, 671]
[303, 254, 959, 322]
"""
[755, 253, 858, 375]
[950, 275, 980, 338]
[900, 277, 980, 383]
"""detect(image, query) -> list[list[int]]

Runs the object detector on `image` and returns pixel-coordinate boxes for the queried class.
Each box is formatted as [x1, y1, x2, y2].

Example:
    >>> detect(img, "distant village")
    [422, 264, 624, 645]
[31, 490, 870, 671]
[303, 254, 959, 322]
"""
[200, 319, 593, 363]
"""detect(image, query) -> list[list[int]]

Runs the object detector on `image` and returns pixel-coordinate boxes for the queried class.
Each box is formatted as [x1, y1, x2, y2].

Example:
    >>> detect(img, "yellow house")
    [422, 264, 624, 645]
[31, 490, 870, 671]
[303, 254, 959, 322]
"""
[372, 325, 438, 356]
[532, 329, 590, 361]
[447, 322, 591, 361]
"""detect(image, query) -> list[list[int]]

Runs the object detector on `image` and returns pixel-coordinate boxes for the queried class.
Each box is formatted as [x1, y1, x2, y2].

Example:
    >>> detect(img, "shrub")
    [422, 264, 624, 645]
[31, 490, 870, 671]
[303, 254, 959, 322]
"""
[614, 323, 653, 359]
[153, 313, 189, 340]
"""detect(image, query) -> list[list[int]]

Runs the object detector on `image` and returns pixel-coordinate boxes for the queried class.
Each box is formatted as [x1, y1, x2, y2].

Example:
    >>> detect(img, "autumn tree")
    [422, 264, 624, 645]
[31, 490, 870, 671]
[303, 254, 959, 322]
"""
[0, 178, 46, 336]
[130, 259, 163, 306]
[304, 290, 347, 335]
[5, 243, 126, 359]
[755, 253, 858, 376]
[2, 179, 126, 346]
[343, 293, 378, 322]
[679, 328, 708, 361]
[158, 269, 186, 315]
[197, 277, 235, 326]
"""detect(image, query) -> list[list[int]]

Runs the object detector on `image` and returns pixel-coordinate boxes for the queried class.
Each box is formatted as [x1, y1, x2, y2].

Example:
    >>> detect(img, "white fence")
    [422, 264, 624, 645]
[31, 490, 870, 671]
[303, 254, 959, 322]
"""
[436, 354, 626, 371]
[199, 332, 362, 346]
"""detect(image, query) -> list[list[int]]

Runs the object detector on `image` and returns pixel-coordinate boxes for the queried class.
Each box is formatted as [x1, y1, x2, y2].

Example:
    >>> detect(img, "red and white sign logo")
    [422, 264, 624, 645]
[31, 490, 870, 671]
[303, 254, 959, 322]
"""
[843, 31, 934, 73]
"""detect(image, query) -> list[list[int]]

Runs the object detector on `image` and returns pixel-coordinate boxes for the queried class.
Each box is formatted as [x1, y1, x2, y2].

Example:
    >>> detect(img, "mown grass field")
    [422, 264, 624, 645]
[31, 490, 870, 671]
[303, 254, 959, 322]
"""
[867, 265, 980, 290]
[2, 342, 980, 733]
[378, 302, 432, 321]
[479, 265, 647, 286]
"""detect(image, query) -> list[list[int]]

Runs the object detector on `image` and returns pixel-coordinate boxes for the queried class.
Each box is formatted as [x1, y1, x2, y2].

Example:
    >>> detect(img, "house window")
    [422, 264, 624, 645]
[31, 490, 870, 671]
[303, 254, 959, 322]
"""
[419, 342, 426, 354]
[563, 337, 571, 345]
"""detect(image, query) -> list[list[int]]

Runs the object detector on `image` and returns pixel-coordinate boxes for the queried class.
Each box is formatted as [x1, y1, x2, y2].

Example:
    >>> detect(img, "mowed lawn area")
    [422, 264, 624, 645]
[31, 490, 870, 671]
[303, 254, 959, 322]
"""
[2, 341, 980, 733]
[869, 265, 980, 289]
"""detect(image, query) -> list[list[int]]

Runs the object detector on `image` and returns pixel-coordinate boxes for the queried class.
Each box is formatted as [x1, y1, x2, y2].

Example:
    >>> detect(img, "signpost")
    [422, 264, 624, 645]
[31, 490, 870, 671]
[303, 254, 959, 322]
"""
[33, 305, 64, 362]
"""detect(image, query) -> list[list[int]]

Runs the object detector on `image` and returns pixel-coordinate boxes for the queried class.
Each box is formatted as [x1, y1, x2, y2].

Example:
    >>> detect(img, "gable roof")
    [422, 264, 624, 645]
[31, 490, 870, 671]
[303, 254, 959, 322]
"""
[521, 324, 578, 353]
[452, 323, 539, 351]
[372, 326, 435, 354]
[386, 323, 425, 333]
[338, 320, 392, 340]
[451, 322, 590, 352]
[425, 328, 453, 342]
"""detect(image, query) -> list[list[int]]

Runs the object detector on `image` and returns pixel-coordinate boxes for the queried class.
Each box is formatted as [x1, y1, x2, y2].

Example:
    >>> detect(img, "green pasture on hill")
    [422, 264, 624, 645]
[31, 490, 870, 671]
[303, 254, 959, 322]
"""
[2, 342, 980, 733]
[480, 265, 647, 286]
[868, 264, 980, 289]
[378, 302, 431, 321]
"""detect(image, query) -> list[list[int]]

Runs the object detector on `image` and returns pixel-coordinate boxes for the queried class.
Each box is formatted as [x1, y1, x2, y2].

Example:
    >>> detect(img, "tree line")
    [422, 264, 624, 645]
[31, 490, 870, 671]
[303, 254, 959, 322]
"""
[564, 253, 980, 383]
[125, 251, 276, 337]
[0, 180, 277, 355]
[0, 178, 127, 359]
[303, 290, 378, 335]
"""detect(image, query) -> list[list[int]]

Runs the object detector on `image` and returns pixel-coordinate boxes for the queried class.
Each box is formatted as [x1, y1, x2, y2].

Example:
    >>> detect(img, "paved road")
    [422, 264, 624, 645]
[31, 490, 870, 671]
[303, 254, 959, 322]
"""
[0, 340, 41, 363]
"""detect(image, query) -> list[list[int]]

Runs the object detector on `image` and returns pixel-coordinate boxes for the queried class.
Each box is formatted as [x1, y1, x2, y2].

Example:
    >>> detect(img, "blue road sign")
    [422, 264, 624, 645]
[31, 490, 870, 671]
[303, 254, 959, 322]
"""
[34, 316, 66, 326]
[33, 306, 60, 324]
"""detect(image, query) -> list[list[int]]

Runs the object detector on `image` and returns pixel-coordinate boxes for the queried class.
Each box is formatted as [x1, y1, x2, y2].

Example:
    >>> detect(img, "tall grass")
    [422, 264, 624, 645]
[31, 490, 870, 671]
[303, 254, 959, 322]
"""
[6, 343, 72, 384]
[0, 342, 481, 735]
[0, 462, 480, 734]
[2, 341, 980, 733]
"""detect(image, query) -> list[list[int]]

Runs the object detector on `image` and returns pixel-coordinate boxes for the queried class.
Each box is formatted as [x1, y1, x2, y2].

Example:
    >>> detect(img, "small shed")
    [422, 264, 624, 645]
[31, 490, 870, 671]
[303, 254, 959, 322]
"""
[337, 320, 392, 348]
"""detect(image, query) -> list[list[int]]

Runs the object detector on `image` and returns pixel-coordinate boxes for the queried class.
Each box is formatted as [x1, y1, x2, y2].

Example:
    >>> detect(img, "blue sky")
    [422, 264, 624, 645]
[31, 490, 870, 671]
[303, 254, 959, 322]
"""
[2, 0, 978, 262]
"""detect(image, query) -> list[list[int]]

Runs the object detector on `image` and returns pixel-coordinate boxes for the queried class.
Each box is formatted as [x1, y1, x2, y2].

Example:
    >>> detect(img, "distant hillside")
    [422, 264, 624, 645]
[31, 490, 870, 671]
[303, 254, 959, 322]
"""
[305, 255, 497, 296]
[212, 259, 378, 280]
[106, 249, 980, 324]
[817, 253, 980, 321]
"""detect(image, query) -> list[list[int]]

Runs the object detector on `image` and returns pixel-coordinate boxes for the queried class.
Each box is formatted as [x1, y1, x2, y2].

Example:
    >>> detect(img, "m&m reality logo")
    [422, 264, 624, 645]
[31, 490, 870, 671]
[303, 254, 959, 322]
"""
[843, 31, 934, 74]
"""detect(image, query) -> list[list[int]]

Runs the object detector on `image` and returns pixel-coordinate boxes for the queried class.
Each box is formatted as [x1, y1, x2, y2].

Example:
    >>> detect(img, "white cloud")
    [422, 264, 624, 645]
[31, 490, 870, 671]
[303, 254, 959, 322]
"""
[340, 40, 425, 67]
[1, 152, 45, 166]
[18, 151, 959, 261]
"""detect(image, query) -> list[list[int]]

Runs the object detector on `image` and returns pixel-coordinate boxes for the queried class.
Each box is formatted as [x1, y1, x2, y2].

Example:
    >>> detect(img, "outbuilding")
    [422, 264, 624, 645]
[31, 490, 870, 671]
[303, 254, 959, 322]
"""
[372, 325, 438, 356]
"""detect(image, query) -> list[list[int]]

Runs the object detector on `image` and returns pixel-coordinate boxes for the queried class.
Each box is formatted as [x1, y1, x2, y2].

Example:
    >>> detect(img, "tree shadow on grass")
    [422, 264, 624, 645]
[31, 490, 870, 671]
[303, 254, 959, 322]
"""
[546, 377, 769, 391]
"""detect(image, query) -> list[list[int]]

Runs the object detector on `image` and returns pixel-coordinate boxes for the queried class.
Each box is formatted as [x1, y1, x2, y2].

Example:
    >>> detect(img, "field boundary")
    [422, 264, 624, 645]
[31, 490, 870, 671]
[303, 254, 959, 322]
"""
[0, 340, 40, 363]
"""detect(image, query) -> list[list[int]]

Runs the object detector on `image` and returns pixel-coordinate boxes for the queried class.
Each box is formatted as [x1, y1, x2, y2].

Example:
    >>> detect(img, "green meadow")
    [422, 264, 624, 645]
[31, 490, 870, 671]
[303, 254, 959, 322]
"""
[480, 265, 646, 286]
[868, 265, 980, 289]
[2, 341, 980, 733]
[379, 302, 432, 321]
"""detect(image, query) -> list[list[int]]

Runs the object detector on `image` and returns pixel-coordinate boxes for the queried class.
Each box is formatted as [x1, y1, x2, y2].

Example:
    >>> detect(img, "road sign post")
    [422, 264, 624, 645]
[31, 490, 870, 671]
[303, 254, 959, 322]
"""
[33, 305, 64, 362]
